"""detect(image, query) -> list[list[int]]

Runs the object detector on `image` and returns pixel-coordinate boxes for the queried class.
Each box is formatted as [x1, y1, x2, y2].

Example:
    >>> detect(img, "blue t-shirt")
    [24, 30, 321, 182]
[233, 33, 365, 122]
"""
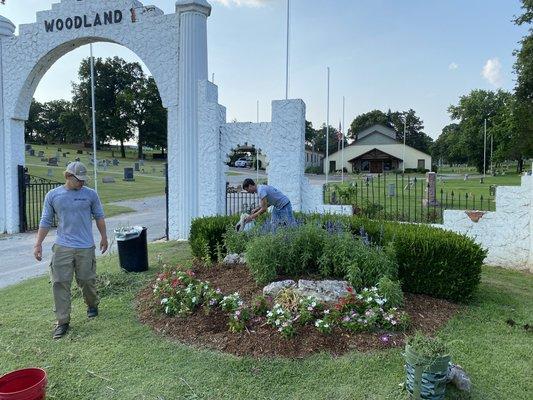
[257, 184, 290, 210]
[39, 186, 105, 249]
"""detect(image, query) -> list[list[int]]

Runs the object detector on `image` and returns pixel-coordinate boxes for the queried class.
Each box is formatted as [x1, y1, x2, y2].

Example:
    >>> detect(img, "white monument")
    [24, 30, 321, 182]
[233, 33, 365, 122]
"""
[0, 0, 347, 239]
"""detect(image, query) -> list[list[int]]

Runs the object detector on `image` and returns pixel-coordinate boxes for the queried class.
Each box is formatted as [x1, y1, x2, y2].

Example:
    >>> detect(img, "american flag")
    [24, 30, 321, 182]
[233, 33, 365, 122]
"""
[336, 121, 343, 142]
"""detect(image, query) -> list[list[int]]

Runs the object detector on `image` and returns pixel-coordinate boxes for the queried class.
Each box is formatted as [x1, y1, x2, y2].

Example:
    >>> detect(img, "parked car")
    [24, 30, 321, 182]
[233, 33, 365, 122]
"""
[234, 158, 250, 168]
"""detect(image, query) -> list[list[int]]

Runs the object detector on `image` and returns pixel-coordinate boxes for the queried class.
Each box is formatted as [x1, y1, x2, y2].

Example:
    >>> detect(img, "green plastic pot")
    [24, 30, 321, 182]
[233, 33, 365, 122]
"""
[404, 344, 451, 400]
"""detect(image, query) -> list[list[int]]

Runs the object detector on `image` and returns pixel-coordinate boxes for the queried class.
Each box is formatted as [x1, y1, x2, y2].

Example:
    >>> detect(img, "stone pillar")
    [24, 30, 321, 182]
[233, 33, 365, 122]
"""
[0, 16, 16, 233]
[424, 171, 438, 206]
[269, 99, 305, 211]
[170, 1, 211, 239]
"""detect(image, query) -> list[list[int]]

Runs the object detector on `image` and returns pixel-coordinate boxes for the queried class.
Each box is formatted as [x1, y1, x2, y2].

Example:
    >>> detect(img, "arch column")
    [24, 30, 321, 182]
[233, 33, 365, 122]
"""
[0, 16, 16, 234]
[168, 0, 211, 239]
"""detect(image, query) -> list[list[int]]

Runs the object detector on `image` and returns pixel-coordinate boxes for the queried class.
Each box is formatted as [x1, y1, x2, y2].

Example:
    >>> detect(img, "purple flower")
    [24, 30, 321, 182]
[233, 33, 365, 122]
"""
[380, 334, 391, 343]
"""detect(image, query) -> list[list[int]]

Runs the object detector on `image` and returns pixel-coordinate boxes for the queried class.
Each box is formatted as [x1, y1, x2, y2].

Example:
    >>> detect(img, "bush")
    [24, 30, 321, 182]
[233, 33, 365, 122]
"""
[348, 217, 486, 302]
[305, 165, 323, 174]
[192, 212, 486, 302]
[377, 276, 404, 308]
[223, 226, 251, 255]
[190, 215, 239, 262]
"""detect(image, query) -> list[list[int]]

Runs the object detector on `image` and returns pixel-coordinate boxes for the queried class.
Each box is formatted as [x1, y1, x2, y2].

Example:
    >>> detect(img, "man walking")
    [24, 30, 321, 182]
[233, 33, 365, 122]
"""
[33, 161, 108, 339]
[242, 178, 295, 226]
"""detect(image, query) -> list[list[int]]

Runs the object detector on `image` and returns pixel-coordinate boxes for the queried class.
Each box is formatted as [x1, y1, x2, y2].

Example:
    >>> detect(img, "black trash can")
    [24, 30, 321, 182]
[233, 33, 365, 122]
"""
[115, 226, 149, 272]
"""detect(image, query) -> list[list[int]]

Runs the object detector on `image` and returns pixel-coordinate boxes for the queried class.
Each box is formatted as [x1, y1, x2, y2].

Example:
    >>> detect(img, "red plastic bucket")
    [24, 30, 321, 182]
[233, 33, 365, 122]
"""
[0, 368, 47, 400]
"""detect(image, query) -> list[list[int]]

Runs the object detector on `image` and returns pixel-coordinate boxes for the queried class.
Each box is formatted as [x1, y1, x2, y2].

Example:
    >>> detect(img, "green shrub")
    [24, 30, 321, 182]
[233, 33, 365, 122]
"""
[318, 232, 358, 278]
[377, 276, 404, 308]
[189, 215, 239, 262]
[245, 233, 282, 284]
[348, 217, 486, 302]
[286, 224, 328, 275]
[223, 226, 251, 255]
[345, 241, 398, 290]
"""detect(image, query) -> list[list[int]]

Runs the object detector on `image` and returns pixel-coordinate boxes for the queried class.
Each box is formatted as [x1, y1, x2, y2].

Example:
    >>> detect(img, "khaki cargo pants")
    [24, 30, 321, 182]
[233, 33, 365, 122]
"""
[50, 244, 99, 325]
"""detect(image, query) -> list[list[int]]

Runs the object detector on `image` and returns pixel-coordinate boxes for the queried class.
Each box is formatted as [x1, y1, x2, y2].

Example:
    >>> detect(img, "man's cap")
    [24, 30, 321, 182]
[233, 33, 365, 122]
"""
[65, 161, 89, 182]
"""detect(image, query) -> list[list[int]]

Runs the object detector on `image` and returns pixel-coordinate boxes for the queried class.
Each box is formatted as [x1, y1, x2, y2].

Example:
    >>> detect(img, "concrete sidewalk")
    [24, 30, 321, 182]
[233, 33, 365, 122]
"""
[0, 196, 166, 289]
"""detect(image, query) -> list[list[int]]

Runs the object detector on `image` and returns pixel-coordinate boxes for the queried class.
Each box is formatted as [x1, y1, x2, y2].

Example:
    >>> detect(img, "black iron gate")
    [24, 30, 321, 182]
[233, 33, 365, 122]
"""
[18, 165, 62, 232]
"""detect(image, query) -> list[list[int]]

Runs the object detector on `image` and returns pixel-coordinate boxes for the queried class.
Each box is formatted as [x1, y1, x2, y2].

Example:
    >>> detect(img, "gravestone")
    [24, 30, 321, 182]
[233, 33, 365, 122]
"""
[77, 150, 83, 154]
[139, 159, 144, 166]
[112, 159, 120, 166]
[47, 157, 58, 166]
[102, 176, 116, 184]
[102, 163, 108, 171]
[40, 157, 48, 162]
[29, 149, 35, 156]
[152, 167, 156, 174]
[387, 183, 396, 197]
[57, 148, 61, 152]
[123, 167, 135, 181]
[75, 157, 80, 162]
[134, 162, 140, 172]
[423, 172, 438, 206]
[63, 153, 67, 158]
[47, 168, 53, 177]
[38, 151, 44, 157]
[25, 144, 31, 151]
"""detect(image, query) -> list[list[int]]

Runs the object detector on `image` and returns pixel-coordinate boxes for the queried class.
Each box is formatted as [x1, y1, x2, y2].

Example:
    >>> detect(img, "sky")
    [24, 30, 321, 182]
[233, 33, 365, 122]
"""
[1, 0, 528, 139]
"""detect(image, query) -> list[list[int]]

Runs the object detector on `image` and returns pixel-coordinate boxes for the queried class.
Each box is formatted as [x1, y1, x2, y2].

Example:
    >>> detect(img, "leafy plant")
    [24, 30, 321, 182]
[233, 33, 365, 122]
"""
[377, 276, 404, 308]
[407, 332, 449, 358]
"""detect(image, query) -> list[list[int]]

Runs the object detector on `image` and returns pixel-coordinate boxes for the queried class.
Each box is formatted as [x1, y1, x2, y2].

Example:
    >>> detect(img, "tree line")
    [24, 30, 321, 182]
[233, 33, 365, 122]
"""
[25, 56, 166, 159]
[434, 1, 532, 173]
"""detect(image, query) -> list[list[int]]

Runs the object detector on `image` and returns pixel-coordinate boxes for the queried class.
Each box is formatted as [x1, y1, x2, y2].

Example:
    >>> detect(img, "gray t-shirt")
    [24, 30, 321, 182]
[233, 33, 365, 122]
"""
[257, 184, 290, 210]
[39, 186, 105, 249]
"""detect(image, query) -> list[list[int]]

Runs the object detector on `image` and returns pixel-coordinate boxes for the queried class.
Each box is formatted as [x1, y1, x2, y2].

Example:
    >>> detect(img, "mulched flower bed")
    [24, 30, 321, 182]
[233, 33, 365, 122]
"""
[136, 263, 462, 358]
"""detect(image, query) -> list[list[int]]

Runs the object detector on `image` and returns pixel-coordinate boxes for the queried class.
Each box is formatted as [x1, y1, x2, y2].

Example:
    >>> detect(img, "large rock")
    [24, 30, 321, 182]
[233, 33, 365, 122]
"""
[263, 280, 296, 298]
[223, 253, 246, 265]
[297, 279, 351, 303]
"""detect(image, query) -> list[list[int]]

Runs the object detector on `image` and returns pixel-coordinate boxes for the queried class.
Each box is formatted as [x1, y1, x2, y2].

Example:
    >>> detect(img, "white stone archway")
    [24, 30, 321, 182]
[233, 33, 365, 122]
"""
[0, 0, 349, 239]
[0, 0, 211, 239]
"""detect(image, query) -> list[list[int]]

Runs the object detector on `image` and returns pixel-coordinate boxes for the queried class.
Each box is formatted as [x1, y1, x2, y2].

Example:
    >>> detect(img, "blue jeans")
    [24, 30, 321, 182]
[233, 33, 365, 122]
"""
[271, 202, 295, 227]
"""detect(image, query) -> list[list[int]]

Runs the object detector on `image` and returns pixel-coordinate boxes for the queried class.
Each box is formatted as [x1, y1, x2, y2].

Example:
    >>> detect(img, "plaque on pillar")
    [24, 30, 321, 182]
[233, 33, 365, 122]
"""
[123, 167, 135, 181]
[423, 172, 439, 206]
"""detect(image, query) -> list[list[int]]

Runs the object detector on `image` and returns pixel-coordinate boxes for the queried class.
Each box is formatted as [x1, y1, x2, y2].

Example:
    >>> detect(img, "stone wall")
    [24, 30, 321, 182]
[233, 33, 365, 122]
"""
[439, 172, 532, 272]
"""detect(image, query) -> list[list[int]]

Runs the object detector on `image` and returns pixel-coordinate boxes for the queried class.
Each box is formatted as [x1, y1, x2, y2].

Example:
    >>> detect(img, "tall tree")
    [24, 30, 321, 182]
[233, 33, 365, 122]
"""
[118, 76, 167, 158]
[448, 89, 513, 173]
[511, 0, 533, 171]
[25, 99, 45, 143]
[72, 56, 144, 157]
[348, 109, 433, 153]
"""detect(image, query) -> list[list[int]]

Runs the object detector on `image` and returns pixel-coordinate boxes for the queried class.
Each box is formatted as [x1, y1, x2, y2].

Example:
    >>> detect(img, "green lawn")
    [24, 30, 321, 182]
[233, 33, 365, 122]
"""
[0, 242, 531, 399]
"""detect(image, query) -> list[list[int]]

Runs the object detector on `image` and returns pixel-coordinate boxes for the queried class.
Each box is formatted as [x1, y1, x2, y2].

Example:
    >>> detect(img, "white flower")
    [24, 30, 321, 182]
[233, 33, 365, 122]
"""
[276, 308, 284, 315]
[311, 302, 316, 307]
[161, 298, 169, 304]
[165, 306, 169, 314]
[357, 294, 363, 300]
[275, 319, 281, 326]
[307, 306, 313, 311]
[191, 297, 197, 303]
[367, 297, 373, 302]
[266, 311, 273, 317]
[324, 323, 329, 328]
[324, 309, 330, 314]
[391, 320, 397, 325]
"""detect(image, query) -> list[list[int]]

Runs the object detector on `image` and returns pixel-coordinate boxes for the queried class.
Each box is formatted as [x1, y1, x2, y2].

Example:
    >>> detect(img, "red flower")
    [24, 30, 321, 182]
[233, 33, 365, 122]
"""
[347, 286, 354, 293]
[171, 278, 181, 288]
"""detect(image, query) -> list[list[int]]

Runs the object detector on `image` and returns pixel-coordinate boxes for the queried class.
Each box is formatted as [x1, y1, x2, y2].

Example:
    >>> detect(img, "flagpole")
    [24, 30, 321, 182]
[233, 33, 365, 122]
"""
[342, 96, 345, 182]
[90, 43, 98, 193]
[402, 116, 406, 174]
[256, 100, 259, 183]
[285, 0, 290, 100]
[325, 67, 330, 185]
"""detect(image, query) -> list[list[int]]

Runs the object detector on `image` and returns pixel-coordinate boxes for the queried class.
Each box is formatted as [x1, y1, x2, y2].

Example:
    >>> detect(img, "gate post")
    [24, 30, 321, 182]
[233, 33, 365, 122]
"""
[0, 16, 16, 233]
[17, 165, 27, 232]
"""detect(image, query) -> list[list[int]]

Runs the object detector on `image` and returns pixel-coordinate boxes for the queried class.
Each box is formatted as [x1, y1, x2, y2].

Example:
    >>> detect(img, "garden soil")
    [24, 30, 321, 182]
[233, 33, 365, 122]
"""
[136, 263, 461, 358]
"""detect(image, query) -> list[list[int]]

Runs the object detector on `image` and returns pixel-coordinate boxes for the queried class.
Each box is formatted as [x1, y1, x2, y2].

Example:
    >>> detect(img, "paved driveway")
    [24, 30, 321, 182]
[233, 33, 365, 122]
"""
[0, 196, 166, 289]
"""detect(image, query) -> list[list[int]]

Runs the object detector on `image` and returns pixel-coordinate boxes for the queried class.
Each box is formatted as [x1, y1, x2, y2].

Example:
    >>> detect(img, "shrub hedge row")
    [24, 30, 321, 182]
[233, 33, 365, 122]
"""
[189, 213, 486, 302]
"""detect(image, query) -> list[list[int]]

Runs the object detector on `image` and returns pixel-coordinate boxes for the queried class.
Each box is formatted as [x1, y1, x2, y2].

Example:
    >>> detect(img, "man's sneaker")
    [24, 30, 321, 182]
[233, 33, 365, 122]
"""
[87, 307, 99, 318]
[52, 323, 69, 339]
